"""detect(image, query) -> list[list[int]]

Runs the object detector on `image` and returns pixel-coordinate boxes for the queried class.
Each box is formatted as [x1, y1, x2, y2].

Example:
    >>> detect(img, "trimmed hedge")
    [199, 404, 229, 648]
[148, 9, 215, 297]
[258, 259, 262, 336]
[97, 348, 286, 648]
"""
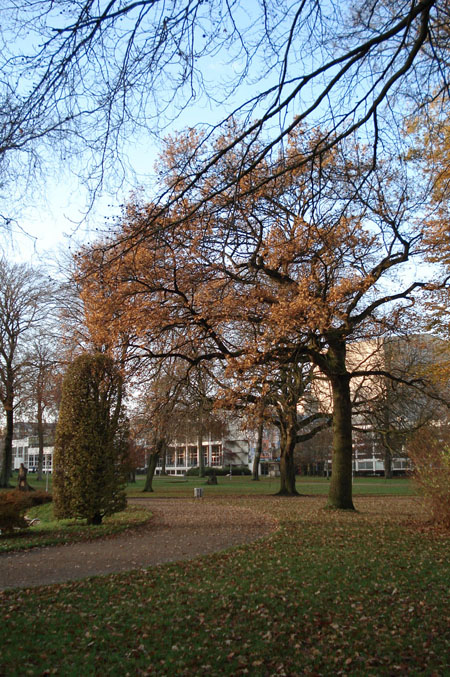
[0, 490, 52, 535]
[185, 465, 251, 477]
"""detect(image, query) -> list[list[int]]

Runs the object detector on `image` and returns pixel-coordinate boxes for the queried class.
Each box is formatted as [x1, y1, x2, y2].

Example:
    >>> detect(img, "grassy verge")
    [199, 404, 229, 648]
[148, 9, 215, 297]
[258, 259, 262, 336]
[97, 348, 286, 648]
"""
[3, 473, 416, 498]
[0, 504, 152, 553]
[127, 474, 415, 497]
[1, 496, 448, 676]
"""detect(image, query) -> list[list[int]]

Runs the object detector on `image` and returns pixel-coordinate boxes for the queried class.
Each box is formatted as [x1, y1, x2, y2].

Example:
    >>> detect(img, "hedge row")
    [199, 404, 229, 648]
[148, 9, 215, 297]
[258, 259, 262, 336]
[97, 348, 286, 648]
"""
[185, 466, 251, 477]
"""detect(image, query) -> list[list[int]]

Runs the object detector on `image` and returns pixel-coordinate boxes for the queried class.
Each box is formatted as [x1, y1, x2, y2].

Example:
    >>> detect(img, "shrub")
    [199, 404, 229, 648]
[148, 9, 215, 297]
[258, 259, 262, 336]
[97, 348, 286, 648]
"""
[0, 490, 52, 535]
[53, 352, 128, 525]
[407, 423, 450, 528]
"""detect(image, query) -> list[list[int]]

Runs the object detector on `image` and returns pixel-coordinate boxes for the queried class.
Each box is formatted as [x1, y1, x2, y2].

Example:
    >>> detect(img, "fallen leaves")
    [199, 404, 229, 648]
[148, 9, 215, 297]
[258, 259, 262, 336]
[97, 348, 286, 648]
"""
[0, 496, 448, 676]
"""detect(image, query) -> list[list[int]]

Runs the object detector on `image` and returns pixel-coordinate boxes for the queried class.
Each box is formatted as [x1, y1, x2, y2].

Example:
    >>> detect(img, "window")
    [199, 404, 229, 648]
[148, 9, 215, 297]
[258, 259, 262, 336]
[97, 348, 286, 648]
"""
[188, 446, 197, 466]
[166, 451, 175, 466]
[176, 447, 185, 466]
[358, 460, 374, 471]
[211, 444, 222, 466]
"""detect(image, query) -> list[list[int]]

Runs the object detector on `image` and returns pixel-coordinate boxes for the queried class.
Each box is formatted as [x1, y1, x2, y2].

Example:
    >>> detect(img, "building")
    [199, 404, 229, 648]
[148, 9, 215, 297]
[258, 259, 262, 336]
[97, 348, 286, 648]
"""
[152, 434, 249, 476]
[12, 435, 54, 473]
[298, 335, 446, 476]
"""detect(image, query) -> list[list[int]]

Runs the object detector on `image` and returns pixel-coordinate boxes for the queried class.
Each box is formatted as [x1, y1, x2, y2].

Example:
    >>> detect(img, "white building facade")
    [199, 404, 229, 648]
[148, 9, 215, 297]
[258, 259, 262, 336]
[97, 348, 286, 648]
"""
[12, 437, 54, 472]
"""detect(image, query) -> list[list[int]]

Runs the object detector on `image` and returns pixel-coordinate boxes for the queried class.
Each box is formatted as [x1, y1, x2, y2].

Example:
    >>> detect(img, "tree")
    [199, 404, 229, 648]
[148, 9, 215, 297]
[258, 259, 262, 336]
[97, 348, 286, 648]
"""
[20, 335, 62, 481]
[128, 359, 190, 492]
[53, 352, 127, 524]
[174, 362, 229, 478]
[0, 1, 448, 222]
[222, 356, 330, 495]
[252, 421, 264, 482]
[0, 259, 53, 487]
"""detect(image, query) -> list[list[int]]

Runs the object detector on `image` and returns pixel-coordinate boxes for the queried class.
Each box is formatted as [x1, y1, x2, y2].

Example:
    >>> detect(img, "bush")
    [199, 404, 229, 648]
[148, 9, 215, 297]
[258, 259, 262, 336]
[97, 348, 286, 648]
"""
[407, 424, 450, 528]
[0, 491, 52, 535]
[185, 465, 251, 477]
[53, 353, 128, 525]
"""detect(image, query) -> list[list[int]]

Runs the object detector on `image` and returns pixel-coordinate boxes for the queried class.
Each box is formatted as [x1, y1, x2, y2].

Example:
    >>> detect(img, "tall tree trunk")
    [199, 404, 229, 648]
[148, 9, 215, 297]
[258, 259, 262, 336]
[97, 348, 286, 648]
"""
[198, 431, 205, 477]
[252, 422, 263, 481]
[160, 447, 166, 475]
[0, 402, 14, 488]
[143, 450, 160, 492]
[37, 396, 44, 482]
[328, 372, 355, 510]
[276, 420, 299, 496]
[382, 433, 393, 479]
[384, 446, 393, 478]
[381, 392, 393, 479]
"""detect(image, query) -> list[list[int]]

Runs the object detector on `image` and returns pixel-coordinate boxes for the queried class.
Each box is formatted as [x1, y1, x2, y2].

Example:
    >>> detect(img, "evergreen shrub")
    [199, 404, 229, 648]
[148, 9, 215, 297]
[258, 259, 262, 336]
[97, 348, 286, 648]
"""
[53, 352, 128, 525]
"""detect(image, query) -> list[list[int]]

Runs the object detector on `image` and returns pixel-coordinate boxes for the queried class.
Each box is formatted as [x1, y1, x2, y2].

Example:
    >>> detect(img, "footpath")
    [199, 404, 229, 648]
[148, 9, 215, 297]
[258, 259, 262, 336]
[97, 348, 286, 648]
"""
[0, 498, 276, 591]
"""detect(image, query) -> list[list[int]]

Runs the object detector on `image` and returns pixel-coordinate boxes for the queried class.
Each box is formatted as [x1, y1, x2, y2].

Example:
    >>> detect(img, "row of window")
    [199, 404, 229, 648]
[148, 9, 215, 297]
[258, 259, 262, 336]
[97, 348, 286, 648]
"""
[356, 459, 410, 471]
[159, 444, 223, 467]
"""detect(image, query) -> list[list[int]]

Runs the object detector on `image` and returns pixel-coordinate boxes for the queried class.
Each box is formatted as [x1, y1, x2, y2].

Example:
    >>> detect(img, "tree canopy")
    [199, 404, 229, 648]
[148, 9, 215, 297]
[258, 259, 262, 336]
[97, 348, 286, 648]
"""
[74, 127, 446, 506]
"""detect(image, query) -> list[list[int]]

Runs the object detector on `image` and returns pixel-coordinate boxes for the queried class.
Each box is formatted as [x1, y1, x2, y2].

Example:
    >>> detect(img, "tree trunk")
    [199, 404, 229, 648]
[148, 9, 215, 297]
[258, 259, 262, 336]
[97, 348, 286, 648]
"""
[37, 397, 44, 482]
[276, 422, 299, 496]
[88, 512, 102, 525]
[143, 450, 160, 492]
[252, 422, 263, 481]
[383, 436, 393, 479]
[381, 394, 393, 479]
[160, 447, 166, 475]
[198, 431, 205, 477]
[0, 403, 14, 488]
[328, 372, 355, 510]
[18, 463, 34, 491]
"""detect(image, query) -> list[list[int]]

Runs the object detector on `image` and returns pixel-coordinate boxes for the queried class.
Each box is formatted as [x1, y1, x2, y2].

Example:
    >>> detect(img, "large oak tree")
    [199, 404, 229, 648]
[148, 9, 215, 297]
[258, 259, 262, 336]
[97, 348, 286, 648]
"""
[75, 128, 444, 508]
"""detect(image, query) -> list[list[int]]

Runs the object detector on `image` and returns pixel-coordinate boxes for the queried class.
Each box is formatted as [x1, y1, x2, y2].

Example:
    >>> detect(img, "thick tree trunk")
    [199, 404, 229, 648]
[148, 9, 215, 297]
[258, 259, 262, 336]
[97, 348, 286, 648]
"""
[276, 423, 299, 496]
[143, 450, 160, 492]
[37, 398, 44, 482]
[0, 404, 14, 488]
[252, 422, 263, 481]
[383, 438, 393, 479]
[88, 512, 102, 525]
[328, 372, 355, 510]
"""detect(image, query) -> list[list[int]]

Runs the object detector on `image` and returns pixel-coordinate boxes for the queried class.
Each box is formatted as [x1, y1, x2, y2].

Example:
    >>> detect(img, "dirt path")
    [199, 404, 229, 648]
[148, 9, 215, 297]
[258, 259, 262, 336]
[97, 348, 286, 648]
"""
[0, 498, 276, 591]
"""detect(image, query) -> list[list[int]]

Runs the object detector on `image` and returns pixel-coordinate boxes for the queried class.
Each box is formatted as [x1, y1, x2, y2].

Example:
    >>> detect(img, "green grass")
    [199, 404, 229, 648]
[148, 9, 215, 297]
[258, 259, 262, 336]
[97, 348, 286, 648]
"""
[3, 472, 416, 499]
[127, 474, 416, 498]
[0, 496, 448, 676]
[0, 503, 152, 553]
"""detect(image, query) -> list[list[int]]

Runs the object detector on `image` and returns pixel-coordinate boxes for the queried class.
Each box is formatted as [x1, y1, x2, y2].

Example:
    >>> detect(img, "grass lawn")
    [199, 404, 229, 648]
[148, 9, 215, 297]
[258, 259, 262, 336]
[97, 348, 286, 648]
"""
[1, 495, 448, 676]
[126, 474, 416, 498]
[3, 472, 416, 499]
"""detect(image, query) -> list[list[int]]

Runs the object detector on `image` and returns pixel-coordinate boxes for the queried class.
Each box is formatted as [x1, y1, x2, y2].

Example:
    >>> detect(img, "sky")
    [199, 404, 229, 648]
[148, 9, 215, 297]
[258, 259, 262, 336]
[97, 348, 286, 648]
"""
[2, 0, 270, 268]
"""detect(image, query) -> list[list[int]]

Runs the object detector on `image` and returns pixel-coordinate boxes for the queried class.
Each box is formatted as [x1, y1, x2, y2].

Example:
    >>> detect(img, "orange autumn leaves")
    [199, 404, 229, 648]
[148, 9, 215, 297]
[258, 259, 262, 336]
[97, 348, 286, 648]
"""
[74, 128, 430, 379]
